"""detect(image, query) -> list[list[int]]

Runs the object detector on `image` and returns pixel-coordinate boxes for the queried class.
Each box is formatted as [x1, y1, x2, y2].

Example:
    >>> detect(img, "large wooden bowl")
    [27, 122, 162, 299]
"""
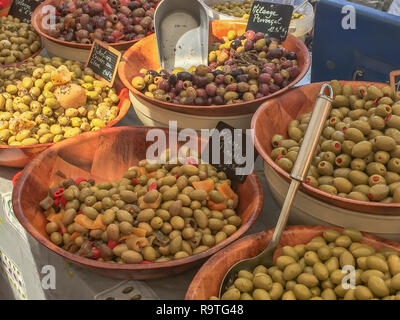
[118, 19, 311, 117]
[0, 87, 131, 168]
[12, 126, 263, 280]
[185, 225, 400, 299]
[251, 81, 400, 216]
[31, 0, 155, 62]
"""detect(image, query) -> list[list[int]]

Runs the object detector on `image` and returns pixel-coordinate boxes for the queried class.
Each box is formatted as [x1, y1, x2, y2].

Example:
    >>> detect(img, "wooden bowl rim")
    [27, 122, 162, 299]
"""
[0, 88, 130, 151]
[118, 30, 311, 113]
[185, 225, 400, 299]
[12, 126, 264, 272]
[31, 0, 151, 50]
[251, 80, 400, 214]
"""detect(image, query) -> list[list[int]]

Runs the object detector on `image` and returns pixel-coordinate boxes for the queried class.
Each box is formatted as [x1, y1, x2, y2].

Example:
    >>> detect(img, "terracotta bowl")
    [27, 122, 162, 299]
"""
[251, 81, 400, 216]
[185, 225, 400, 299]
[0, 85, 131, 168]
[118, 19, 311, 117]
[31, 0, 155, 62]
[12, 126, 263, 280]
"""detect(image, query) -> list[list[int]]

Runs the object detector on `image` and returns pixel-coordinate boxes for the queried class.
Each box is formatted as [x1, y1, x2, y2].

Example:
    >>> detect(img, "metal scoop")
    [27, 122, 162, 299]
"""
[219, 84, 334, 298]
[154, 0, 209, 71]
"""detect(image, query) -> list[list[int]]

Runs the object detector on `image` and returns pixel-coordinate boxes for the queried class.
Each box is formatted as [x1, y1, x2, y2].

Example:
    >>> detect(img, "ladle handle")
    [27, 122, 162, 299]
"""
[269, 84, 333, 247]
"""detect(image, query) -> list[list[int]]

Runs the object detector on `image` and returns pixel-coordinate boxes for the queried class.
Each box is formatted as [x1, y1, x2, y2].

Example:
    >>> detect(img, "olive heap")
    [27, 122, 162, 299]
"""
[40, 159, 241, 264]
[0, 15, 41, 65]
[211, 228, 400, 300]
[0, 55, 120, 146]
[131, 30, 300, 106]
[210, 0, 304, 20]
[46, 0, 157, 44]
[271, 81, 400, 203]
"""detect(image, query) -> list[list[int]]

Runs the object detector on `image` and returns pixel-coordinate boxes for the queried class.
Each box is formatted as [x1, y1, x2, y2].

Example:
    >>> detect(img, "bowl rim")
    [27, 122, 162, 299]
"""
[251, 80, 400, 214]
[31, 0, 153, 50]
[118, 29, 311, 114]
[12, 126, 264, 272]
[0, 88, 130, 151]
[185, 224, 400, 299]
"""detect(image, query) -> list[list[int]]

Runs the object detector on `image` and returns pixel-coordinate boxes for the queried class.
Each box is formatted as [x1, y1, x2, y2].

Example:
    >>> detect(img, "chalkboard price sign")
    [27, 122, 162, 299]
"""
[202, 121, 258, 183]
[9, 0, 44, 23]
[390, 70, 400, 93]
[246, 1, 294, 41]
[86, 40, 122, 87]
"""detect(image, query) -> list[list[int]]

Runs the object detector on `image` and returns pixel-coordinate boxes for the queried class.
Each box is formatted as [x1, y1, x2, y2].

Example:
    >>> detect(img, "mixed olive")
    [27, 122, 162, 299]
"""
[131, 29, 300, 106]
[40, 159, 241, 264]
[211, 228, 400, 300]
[0, 15, 41, 65]
[271, 81, 400, 203]
[45, 0, 157, 44]
[210, 0, 305, 20]
[0, 55, 120, 146]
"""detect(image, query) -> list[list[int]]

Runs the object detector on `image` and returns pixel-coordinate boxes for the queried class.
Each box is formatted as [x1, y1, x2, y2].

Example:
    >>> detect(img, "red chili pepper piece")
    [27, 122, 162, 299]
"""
[104, 3, 113, 15]
[53, 199, 60, 207]
[360, 89, 365, 98]
[58, 228, 64, 236]
[334, 143, 340, 149]
[92, 248, 101, 259]
[305, 178, 311, 184]
[276, 154, 283, 161]
[342, 127, 347, 133]
[245, 30, 255, 41]
[149, 182, 157, 191]
[373, 176, 379, 182]
[107, 240, 118, 249]
[132, 178, 139, 185]
[52, 188, 65, 199]
[336, 158, 342, 163]
[75, 178, 87, 185]
[185, 157, 198, 166]
[76, 210, 83, 215]
[59, 196, 67, 207]
[173, 174, 179, 179]
[386, 115, 392, 122]
[367, 193, 373, 200]
[140, 261, 152, 264]
[371, 97, 379, 105]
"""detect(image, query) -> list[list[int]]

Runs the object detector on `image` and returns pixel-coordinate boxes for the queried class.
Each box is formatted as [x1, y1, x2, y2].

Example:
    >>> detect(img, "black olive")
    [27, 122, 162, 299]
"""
[212, 69, 224, 77]
[231, 68, 244, 78]
[285, 51, 297, 60]
[168, 74, 178, 86]
[230, 39, 241, 50]
[177, 71, 192, 81]
[128, 1, 141, 10]
[146, 70, 159, 77]
[264, 35, 271, 46]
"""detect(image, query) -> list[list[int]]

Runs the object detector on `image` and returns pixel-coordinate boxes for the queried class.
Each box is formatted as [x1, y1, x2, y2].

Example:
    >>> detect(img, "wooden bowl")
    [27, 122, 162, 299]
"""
[31, 0, 154, 62]
[0, 87, 131, 168]
[12, 126, 263, 280]
[251, 81, 400, 216]
[185, 225, 400, 299]
[118, 19, 311, 117]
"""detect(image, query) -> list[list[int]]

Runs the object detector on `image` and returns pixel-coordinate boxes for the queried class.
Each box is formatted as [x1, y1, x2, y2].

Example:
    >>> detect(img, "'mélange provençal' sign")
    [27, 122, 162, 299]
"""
[246, 1, 293, 41]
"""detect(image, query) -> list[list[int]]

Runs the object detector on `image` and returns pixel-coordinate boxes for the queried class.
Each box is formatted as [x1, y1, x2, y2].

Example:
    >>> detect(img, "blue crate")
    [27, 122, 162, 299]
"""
[311, 0, 400, 83]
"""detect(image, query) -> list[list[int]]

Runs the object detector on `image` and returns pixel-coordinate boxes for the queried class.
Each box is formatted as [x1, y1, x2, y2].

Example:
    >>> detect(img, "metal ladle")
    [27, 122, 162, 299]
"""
[219, 84, 334, 298]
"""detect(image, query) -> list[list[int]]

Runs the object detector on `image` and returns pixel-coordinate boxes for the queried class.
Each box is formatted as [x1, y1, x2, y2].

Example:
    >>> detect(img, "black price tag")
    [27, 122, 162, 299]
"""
[9, 0, 44, 23]
[246, 1, 293, 41]
[86, 40, 122, 87]
[202, 122, 258, 183]
[390, 70, 400, 92]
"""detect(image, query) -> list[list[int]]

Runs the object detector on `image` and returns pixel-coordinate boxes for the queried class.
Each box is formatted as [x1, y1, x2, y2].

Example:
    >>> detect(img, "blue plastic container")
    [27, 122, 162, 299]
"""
[312, 0, 400, 83]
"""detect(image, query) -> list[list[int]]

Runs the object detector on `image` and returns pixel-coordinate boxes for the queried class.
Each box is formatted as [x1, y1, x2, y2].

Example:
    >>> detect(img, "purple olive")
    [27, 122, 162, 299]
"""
[261, 66, 274, 75]
[254, 32, 264, 41]
[205, 83, 217, 97]
[231, 68, 244, 78]
[125, 24, 135, 33]
[269, 83, 280, 93]
[259, 83, 270, 95]
[175, 80, 183, 93]
[287, 66, 301, 79]
[158, 80, 170, 91]
[255, 92, 264, 99]
[273, 73, 284, 86]
[236, 74, 249, 83]
[244, 40, 254, 51]
[195, 97, 205, 105]
[258, 73, 272, 84]
[226, 83, 237, 92]
[168, 74, 178, 86]
[231, 39, 241, 50]
[215, 74, 225, 85]
[266, 48, 283, 59]
[128, 1, 141, 10]
[281, 60, 293, 69]
[196, 88, 207, 99]
[212, 96, 224, 105]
